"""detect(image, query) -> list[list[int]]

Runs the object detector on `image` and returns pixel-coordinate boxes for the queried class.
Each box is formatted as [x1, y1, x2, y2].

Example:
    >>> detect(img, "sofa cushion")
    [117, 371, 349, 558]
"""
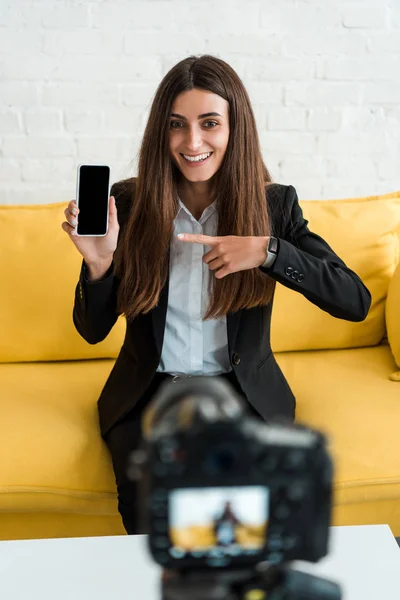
[0, 359, 118, 515]
[0, 346, 399, 539]
[386, 261, 400, 380]
[272, 190, 400, 352]
[0, 202, 125, 362]
[276, 343, 400, 535]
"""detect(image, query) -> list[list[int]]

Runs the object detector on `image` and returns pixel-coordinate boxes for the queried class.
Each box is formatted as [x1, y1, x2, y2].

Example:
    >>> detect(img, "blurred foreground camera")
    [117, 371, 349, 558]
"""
[128, 376, 341, 600]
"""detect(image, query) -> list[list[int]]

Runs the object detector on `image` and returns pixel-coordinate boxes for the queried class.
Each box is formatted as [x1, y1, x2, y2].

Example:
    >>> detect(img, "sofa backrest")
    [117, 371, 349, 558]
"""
[271, 190, 400, 353]
[386, 261, 400, 378]
[1, 190, 400, 363]
[0, 202, 125, 362]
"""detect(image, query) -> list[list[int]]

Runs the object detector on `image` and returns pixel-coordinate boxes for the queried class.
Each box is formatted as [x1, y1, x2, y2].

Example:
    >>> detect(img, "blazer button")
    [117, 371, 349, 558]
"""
[285, 267, 294, 276]
[232, 353, 241, 366]
[291, 270, 299, 279]
[297, 274, 304, 282]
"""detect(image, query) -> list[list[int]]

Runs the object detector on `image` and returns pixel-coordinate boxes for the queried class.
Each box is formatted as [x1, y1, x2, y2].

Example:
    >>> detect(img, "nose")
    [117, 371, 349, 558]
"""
[185, 126, 203, 151]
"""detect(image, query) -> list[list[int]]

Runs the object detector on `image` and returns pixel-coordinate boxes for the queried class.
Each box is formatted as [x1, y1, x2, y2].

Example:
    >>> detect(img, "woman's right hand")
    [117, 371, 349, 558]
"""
[61, 196, 120, 279]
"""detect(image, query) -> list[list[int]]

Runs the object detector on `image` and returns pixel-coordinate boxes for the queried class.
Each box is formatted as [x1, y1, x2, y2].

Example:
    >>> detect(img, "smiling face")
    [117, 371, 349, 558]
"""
[169, 88, 230, 183]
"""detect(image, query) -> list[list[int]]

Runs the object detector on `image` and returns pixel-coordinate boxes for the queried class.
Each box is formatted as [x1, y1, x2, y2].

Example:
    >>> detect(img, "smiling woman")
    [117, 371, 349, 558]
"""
[114, 55, 275, 321]
[67, 54, 372, 536]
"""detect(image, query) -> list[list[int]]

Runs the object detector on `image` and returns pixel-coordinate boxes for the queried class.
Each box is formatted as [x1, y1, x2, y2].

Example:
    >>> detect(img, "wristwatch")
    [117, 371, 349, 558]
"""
[261, 236, 279, 268]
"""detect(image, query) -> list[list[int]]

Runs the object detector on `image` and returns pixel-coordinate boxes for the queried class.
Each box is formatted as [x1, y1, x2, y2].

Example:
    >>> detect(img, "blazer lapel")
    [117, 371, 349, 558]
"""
[151, 272, 170, 357]
[227, 310, 242, 356]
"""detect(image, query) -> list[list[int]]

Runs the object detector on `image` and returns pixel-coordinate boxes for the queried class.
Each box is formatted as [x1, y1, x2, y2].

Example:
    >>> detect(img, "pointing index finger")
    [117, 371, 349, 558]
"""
[177, 233, 219, 245]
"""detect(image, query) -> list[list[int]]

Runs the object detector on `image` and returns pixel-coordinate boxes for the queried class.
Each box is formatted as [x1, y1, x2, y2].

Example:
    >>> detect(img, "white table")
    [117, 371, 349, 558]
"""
[0, 525, 399, 600]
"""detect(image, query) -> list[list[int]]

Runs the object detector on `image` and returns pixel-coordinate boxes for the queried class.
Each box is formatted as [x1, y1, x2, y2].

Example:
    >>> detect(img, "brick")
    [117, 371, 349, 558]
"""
[4, 56, 62, 81]
[285, 82, 360, 106]
[0, 83, 39, 108]
[121, 85, 157, 107]
[43, 31, 123, 55]
[363, 82, 400, 104]
[76, 137, 136, 161]
[103, 107, 147, 134]
[320, 181, 388, 199]
[0, 4, 41, 27]
[260, 5, 342, 32]
[322, 56, 398, 80]
[246, 58, 314, 81]
[307, 109, 341, 132]
[342, 6, 387, 29]
[366, 34, 400, 53]
[21, 158, 76, 183]
[91, 1, 173, 29]
[0, 110, 22, 134]
[268, 108, 306, 131]
[283, 32, 368, 56]
[281, 157, 327, 178]
[246, 82, 283, 105]
[0, 159, 22, 181]
[64, 110, 103, 134]
[259, 132, 316, 154]
[24, 110, 63, 134]
[3, 136, 75, 158]
[252, 105, 268, 130]
[341, 107, 398, 134]
[0, 31, 42, 54]
[316, 133, 387, 155]
[124, 33, 207, 55]
[42, 84, 119, 107]
[206, 34, 283, 56]
[377, 158, 400, 180]
[4, 56, 162, 83]
[41, 4, 89, 28]
[327, 157, 378, 179]
[163, 2, 260, 35]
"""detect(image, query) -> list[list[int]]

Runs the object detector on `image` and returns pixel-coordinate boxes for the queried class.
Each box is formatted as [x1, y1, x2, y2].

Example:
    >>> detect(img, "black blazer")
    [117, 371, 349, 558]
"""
[73, 181, 371, 437]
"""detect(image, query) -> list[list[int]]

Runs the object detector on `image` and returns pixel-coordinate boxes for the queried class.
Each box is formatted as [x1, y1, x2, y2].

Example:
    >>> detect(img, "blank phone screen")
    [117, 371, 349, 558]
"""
[77, 165, 110, 235]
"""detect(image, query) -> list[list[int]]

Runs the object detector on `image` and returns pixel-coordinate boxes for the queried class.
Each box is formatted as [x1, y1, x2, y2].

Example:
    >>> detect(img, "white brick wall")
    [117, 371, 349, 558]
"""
[0, 0, 399, 204]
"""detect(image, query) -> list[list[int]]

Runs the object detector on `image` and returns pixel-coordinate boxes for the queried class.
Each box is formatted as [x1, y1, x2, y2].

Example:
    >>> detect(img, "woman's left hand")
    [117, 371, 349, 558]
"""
[177, 233, 270, 279]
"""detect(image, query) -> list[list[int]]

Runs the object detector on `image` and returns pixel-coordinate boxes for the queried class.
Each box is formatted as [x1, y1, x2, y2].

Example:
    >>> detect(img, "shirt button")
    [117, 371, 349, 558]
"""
[285, 267, 294, 276]
[297, 274, 305, 282]
[232, 353, 241, 366]
[291, 270, 299, 279]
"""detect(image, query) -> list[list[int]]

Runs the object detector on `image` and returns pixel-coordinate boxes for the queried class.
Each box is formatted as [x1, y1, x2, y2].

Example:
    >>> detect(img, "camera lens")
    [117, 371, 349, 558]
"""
[203, 446, 236, 475]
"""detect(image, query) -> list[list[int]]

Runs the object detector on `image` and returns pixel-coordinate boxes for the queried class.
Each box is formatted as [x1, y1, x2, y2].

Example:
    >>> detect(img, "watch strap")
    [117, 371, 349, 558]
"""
[261, 236, 279, 269]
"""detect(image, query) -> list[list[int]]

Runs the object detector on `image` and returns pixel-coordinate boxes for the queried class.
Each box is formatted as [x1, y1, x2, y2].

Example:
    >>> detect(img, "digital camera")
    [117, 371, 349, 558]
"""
[128, 376, 334, 572]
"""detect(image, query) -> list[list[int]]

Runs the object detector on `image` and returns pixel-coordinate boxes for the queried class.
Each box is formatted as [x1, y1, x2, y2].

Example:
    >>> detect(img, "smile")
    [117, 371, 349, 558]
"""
[180, 152, 213, 165]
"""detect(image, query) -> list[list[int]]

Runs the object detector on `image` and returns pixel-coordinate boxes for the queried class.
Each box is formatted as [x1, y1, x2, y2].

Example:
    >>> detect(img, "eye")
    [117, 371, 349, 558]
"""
[169, 120, 219, 129]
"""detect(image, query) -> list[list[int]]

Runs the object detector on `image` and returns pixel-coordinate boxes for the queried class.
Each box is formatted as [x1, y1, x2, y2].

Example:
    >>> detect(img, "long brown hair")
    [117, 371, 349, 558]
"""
[115, 54, 276, 322]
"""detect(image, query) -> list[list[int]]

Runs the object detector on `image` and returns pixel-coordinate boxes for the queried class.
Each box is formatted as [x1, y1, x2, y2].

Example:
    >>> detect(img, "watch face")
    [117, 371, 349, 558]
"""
[268, 237, 278, 253]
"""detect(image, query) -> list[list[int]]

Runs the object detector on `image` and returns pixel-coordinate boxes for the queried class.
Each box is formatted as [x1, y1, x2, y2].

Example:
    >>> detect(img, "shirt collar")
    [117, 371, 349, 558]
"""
[176, 197, 217, 220]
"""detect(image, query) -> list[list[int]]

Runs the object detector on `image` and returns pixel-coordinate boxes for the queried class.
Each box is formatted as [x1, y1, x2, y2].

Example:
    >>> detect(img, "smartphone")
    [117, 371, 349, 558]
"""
[75, 164, 111, 236]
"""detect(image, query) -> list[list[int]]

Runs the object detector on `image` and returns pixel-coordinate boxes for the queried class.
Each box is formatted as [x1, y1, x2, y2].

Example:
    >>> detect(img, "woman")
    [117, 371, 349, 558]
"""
[213, 501, 243, 547]
[62, 55, 371, 534]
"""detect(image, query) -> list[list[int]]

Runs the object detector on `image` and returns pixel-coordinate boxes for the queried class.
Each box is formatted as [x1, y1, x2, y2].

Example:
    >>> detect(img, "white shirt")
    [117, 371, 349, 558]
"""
[156, 198, 231, 376]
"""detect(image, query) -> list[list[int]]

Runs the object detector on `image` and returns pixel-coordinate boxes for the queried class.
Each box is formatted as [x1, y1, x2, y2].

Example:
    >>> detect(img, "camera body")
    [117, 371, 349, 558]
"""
[132, 377, 333, 572]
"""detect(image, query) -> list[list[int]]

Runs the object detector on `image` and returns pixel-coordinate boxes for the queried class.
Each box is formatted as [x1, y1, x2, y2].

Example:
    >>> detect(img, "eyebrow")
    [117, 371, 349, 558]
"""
[170, 112, 223, 120]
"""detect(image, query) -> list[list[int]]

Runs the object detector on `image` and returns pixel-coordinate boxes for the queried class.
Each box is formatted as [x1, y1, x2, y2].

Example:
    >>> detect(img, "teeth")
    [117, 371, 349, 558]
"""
[183, 152, 211, 163]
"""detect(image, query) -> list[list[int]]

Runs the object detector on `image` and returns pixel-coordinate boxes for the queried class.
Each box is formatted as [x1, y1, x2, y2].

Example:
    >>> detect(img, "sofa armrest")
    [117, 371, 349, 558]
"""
[386, 261, 400, 381]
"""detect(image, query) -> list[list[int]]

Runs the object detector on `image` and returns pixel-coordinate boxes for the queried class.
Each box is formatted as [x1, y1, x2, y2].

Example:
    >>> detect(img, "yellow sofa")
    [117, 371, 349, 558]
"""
[1, 189, 399, 541]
